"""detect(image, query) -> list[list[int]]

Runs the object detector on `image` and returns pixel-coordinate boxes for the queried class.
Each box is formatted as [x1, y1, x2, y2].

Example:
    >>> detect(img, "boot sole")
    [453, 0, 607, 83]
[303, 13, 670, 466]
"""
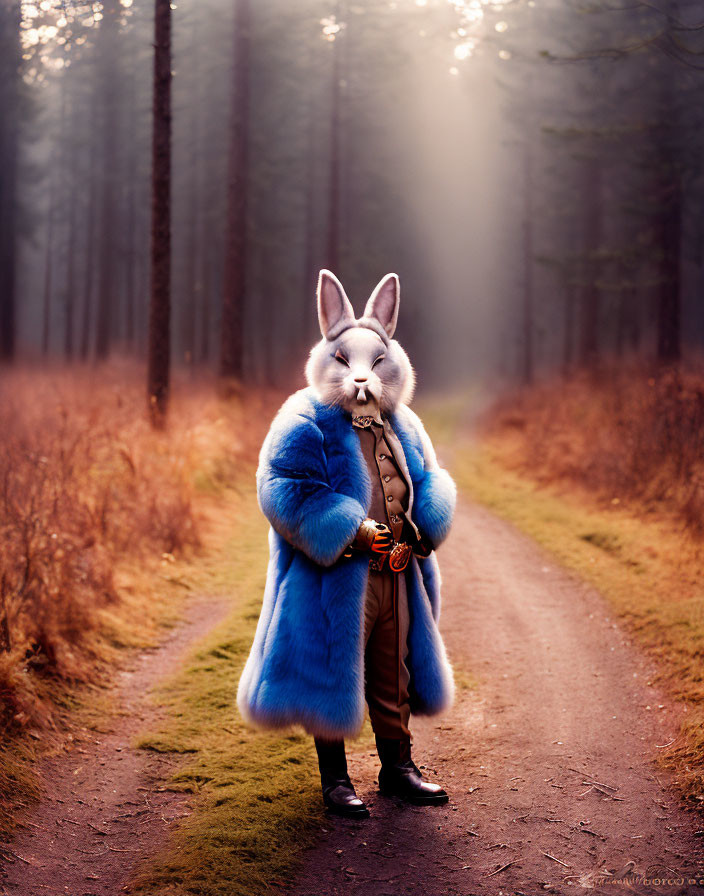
[378, 787, 449, 806]
[324, 804, 370, 819]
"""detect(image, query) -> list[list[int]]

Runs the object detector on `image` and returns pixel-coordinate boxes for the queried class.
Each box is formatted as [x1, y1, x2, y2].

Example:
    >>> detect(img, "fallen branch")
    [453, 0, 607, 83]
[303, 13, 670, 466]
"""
[543, 851, 571, 868]
[582, 779, 618, 792]
[486, 861, 515, 876]
[0, 850, 31, 865]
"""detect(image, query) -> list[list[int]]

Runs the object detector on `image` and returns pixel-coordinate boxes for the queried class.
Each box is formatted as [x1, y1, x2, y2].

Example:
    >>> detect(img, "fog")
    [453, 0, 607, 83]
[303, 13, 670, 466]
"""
[2, 0, 703, 393]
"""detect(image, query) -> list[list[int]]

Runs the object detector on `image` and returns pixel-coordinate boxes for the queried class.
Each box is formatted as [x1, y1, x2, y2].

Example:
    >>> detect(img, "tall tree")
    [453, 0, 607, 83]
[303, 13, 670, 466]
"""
[147, 0, 172, 426]
[95, 0, 122, 359]
[0, 0, 22, 362]
[220, 0, 250, 382]
[653, 4, 682, 363]
[325, 2, 344, 273]
[521, 141, 534, 383]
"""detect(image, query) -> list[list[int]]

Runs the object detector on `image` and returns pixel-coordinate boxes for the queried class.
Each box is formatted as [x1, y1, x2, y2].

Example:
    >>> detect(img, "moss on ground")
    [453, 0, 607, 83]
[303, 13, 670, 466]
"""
[128, 480, 330, 896]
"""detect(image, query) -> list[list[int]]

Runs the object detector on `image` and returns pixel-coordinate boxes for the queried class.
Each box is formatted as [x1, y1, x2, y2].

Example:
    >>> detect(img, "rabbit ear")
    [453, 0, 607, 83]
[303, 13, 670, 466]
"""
[363, 274, 400, 338]
[317, 270, 355, 340]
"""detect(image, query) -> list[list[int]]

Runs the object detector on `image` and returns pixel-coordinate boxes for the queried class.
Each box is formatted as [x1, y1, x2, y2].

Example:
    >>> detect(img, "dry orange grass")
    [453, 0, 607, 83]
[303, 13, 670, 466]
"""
[482, 361, 704, 535]
[0, 358, 280, 737]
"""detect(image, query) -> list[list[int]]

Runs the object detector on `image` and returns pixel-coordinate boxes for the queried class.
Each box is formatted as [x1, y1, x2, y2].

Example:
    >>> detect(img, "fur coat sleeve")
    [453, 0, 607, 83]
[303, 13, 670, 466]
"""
[256, 404, 369, 567]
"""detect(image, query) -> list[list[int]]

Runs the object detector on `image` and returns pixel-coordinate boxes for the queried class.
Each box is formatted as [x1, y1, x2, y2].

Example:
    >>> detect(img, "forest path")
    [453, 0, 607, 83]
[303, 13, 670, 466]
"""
[289, 499, 704, 896]
[0, 595, 230, 896]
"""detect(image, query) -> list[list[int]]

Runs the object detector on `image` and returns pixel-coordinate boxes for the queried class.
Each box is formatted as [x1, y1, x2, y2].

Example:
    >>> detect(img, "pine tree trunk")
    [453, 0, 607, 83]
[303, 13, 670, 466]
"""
[578, 157, 601, 366]
[147, 0, 172, 426]
[219, 0, 250, 382]
[563, 281, 575, 373]
[0, 0, 21, 363]
[521, 144, 533, 384]
[80, 97, 98, 361]
[199, 243, 211, 363]
[95, 0, 121, 360]
[124, 45, 140, 354]
[64, 150, 78, 359]
[325, 3, 342, 273]
[655, 0, 681, 364]
[655, 176, 681, 363]
[182, 33, 200, 371]
[302, 84, 318, 342]
[41, 159, 57, 357]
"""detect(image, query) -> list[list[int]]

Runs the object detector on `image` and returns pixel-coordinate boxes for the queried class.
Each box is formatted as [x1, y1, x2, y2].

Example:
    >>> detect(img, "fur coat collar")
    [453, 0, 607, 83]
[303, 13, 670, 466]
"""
[236, 387, 456, 738]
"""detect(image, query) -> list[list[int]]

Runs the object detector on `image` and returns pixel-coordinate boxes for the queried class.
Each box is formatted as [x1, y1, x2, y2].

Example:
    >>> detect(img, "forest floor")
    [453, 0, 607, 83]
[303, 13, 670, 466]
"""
[2, 494, 704, 895]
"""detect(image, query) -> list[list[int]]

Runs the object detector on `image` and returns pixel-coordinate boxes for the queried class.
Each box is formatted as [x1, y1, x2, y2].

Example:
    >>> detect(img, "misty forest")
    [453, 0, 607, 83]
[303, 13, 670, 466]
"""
[2, 1, 704, 894]
[3, 0, 704, 392]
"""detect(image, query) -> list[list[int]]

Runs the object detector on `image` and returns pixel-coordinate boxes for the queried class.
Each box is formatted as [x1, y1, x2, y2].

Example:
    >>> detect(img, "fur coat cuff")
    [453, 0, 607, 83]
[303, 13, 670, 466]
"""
[412, 467, 457, 550]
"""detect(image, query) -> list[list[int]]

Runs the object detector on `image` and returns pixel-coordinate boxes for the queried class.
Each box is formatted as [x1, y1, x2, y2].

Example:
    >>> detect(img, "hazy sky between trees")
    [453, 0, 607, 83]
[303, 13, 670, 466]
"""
[1, 0, 703, 393]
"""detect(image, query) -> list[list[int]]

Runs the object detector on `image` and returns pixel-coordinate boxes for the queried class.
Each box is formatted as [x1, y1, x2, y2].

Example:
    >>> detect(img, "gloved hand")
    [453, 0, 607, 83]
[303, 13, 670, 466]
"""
[352, 518, 393, 554]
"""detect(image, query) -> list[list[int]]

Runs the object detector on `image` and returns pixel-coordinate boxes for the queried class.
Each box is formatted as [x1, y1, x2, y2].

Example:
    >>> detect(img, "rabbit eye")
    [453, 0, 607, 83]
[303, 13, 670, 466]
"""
[372, 355, 385, 369]
[334, 351, 350, 367]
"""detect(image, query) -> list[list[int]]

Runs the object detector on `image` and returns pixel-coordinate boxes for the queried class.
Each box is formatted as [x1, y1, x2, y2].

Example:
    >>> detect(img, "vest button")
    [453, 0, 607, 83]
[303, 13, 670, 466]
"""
[378, 454, 386, 460]
[384, 475, 391, 482]
[387, 495, 393, 502]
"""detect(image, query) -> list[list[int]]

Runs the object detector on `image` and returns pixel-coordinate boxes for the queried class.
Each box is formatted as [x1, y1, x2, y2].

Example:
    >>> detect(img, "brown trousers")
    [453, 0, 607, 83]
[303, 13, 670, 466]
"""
[363, 567, 411, 740]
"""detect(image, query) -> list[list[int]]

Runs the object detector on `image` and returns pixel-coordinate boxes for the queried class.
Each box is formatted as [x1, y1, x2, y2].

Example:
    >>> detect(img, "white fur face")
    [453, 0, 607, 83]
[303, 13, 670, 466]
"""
[305, 270, 415, 415]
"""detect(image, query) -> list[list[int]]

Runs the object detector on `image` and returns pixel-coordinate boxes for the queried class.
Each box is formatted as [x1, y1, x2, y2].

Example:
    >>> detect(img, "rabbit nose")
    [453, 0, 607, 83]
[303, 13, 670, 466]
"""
[354, 375, 368, 384]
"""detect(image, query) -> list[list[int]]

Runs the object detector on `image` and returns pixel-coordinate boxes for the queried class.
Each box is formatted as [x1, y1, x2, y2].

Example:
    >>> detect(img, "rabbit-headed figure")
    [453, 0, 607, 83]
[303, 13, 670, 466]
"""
[237, 270, 456, 818]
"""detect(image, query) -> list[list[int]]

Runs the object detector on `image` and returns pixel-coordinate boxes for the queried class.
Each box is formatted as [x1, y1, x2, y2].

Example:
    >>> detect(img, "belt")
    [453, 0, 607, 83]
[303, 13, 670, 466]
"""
[369, 541, 413, 573]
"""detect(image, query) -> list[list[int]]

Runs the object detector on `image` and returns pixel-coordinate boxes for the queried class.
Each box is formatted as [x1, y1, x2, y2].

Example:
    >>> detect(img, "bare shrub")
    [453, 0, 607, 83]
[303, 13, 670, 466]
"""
[483, 361, 704, 535]
[0, 360, 242, 730]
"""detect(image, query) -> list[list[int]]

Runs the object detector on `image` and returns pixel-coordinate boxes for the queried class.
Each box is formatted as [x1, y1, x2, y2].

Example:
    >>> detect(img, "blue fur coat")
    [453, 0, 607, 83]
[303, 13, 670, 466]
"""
[236, 387, 456, 739]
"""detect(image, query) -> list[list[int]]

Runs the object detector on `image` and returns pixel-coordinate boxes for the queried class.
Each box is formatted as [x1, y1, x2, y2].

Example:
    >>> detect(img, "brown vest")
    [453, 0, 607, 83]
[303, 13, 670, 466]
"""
[354, 418, 409, 542]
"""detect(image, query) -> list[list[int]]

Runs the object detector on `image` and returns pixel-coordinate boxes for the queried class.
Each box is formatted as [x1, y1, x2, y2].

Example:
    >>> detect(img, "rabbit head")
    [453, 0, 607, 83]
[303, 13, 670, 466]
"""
[305, 270, 415, 415]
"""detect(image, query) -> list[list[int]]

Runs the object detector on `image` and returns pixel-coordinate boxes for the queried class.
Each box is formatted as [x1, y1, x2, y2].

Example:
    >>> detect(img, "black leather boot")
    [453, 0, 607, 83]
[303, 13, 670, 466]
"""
[376, 735, 449, 805]
[314, 737, 370, 819]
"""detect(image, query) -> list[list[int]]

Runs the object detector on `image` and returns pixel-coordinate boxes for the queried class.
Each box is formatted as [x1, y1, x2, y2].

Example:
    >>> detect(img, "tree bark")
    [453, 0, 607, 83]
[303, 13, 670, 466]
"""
[0, 0, 21, 363]
[302, 83, 318, 341]
[147, 0, 172, 426]
[578, 157, 602, 366]
[124, 40, 141, 355]
[325, 3, 343, 274]
[182, 26, 200, 371]
[64, 141, 78, 359]
[95, 0, 121, 360]
[655, 174, 681, 363]
[199, 242, 211, 363]
[654, 0, 681, 364]
[41, 152, 57, 357]
[219, 0, 250, 382]
[563, 281, 575, 373]
[521, 143, 533, 384]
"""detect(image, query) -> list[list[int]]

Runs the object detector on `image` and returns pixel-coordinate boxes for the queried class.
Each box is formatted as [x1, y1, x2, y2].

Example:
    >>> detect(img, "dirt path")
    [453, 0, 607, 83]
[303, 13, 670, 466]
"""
[289, 500, 704, 896]
[0, 596, 230, 896]
[3, 502, 704, 896]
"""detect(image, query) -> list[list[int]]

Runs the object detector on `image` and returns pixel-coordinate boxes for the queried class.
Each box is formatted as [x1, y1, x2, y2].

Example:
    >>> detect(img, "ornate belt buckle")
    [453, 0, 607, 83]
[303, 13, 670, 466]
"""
[388, 542, 412, 572]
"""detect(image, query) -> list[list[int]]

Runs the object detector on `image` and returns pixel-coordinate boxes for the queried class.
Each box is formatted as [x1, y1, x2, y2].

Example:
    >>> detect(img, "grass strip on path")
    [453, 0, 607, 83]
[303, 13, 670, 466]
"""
[129, 479, 334, 896]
